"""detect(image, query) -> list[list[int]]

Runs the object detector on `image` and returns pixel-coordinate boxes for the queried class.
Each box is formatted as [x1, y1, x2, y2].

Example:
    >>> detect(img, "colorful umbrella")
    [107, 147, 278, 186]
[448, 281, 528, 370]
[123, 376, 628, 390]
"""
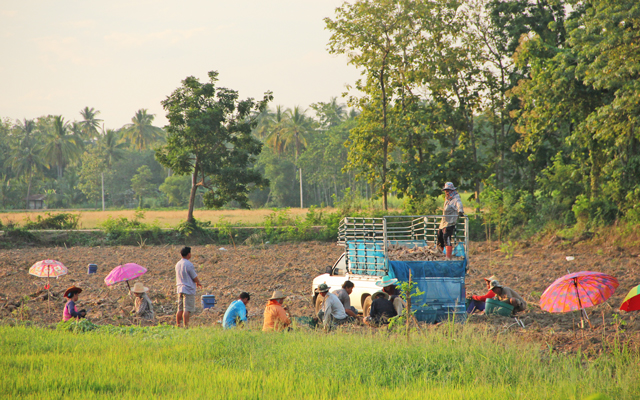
[29, 260, 68, 313]
[104, 263, 147, 291]
[540, 271, 618, 327]
[620, 285, 640, 312]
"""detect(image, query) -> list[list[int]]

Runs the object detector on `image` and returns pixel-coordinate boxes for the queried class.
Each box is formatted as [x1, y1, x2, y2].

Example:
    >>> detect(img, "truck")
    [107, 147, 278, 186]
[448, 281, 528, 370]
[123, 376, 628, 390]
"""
[311, 215, 469, 323]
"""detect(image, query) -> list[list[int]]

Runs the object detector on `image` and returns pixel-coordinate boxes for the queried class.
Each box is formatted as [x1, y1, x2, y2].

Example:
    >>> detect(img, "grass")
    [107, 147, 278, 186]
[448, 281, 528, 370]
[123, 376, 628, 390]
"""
[0, 324, 637, 399]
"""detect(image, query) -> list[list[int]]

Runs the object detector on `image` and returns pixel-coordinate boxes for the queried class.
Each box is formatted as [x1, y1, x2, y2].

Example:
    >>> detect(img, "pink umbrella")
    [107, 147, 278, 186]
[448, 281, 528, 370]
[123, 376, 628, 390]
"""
[29, 260, 68, 313]
[104, 263, 147, 291]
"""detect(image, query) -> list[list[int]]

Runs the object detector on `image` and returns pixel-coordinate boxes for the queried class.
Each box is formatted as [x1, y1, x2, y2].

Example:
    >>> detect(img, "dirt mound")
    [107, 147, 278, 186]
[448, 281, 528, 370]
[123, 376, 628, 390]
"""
[1, 239, 639, 353]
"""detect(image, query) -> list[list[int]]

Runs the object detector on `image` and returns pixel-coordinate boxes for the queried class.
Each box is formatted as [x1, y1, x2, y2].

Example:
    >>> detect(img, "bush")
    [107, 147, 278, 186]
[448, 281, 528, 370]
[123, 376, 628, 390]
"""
[23, 213, 80, 230]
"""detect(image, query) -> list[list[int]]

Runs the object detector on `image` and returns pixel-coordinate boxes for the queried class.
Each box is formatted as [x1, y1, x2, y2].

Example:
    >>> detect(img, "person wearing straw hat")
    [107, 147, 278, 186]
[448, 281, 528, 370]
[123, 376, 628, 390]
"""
[489, 280, 527, 314]
[437, 182, 464, 259]
[263, 290, 291, 332]
[376, 276, 405, 316]
[316, 283, 354, 331]
[62, 286, 87, 321]
[366, 291, 397, 327]
[466, 276, 497, 314]
[131, 282, 155, 321]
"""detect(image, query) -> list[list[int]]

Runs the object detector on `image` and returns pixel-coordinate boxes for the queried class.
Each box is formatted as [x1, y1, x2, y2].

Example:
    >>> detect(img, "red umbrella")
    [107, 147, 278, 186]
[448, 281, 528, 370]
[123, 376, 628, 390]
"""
[540, 271, 618, 327]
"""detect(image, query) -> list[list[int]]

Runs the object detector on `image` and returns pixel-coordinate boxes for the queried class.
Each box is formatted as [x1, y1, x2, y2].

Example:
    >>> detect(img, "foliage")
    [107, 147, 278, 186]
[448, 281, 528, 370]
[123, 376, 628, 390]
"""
[23, 212, 80, 230]
[130, 165, 156, 208]
[120, 109, 164, 151]
[159, 175, 192, 206]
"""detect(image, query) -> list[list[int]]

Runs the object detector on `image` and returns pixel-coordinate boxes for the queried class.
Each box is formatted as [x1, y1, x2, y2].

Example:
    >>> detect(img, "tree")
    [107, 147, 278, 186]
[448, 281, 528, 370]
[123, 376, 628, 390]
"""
[280, 106, 316, 207]
[121, 109, 164, 151]
[41, 116, 83, 179]
[130, 165, 155, 207]
[159, 175, 192, 206]
[77, 146, 108, 204]
[6, 137, 45, 208]
[98, 128, 127, 167]
[156, 70, 272, 222]
[79, 107, 102, 140]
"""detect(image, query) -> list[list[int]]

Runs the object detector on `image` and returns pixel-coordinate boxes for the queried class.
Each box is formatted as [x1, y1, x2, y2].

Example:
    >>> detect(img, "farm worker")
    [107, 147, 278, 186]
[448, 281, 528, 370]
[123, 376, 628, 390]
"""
[62, 286, 87, 321]
[489, 280, 527, 314]
[175, 246, 203, 328]
[317, 283, 354, 331]
[376, 276, 405, 316]
[437, 182, 464, 259]
[262, 290, 291, 332]
[466, 276, 497, 314]
[131, 282, 155, 320]
[223, 292, 250, 329]
[332, 280, 358, 318]
[366, 291, 397, 326]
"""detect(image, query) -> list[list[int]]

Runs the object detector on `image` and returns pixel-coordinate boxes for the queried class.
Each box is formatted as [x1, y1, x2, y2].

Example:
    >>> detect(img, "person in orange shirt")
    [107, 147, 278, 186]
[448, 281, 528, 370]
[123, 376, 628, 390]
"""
[262, 290, 291, 332]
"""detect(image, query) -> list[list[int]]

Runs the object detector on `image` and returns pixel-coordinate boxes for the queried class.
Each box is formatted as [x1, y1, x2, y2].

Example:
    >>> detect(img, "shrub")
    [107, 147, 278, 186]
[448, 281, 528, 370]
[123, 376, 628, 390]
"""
[23, 212, 80, 230]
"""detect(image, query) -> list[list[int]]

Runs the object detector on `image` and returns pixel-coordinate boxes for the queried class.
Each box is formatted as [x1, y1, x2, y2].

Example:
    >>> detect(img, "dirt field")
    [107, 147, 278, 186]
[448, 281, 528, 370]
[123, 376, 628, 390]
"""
[1, 239, 639, 354]
[0, 208, 325, 229]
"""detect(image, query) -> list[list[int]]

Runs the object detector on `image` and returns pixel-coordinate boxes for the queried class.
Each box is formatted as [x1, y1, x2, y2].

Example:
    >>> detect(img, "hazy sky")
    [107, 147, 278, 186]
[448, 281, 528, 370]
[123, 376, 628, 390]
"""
[0, 0, 360, 129]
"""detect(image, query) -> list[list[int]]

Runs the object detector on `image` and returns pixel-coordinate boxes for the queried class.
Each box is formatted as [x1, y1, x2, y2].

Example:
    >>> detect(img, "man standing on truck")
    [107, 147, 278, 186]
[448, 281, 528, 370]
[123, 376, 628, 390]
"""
[175, 246, 203, 328]
[438, 182, 464, 259]
[317, 283, 354, 331]
[332, 281, 358, 318]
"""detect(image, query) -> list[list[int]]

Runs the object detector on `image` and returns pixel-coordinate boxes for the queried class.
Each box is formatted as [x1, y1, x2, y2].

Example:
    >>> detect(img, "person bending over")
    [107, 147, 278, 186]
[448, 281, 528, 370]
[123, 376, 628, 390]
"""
[223, 292, 250, 329]
[62, 286, 87, 321]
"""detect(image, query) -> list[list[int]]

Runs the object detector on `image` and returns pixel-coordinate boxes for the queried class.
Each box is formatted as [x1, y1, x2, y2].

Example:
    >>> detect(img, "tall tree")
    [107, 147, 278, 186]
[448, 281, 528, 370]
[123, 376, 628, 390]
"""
[156, 70, 272, 222]
[121, 109, 164, 151]
[98, 128, 127, 167]
[79, 107, 102, 140]
[6, 137, 45, 208]
[41, 116, 83, 179]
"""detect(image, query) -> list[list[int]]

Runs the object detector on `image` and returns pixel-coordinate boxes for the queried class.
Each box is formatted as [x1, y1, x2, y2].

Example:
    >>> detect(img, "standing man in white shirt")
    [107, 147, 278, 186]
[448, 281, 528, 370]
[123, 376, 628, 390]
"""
[175, 246, 203, 328]
[317, 283, 354, 331]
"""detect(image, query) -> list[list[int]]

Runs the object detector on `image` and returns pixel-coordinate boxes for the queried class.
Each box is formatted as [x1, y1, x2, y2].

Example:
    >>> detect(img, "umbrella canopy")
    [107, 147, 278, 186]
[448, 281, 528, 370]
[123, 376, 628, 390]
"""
[540, 271, 618, 313]
[620, 285, 640, 312]
[104, 263, 147, 286]
[29, 260, 68, 278]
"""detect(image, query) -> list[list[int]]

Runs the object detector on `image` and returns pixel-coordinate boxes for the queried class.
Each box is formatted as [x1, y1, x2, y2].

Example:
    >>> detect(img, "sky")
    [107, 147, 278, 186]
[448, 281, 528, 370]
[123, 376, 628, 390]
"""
[0, 0, 360, 130]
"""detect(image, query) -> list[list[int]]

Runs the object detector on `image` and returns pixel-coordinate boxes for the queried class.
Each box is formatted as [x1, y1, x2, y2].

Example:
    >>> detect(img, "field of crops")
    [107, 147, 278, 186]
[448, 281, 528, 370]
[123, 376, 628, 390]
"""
[0, 208, 320, 229]
[1, 324, 637, 399]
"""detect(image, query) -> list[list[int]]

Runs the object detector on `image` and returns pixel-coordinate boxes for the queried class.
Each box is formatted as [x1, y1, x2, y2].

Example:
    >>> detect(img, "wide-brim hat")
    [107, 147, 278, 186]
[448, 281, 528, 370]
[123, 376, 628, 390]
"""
[442, 182, 456, 191]
[269, 290, 287, 300]
[483, 275, 497, 283]
[372, 291, 389, 300]
[375, 276, 398, 288]
[131, 282, 149, 293]
[489, 280, 502, 291]
[64, 286, 82, 298]
[316, 283, 330, 293]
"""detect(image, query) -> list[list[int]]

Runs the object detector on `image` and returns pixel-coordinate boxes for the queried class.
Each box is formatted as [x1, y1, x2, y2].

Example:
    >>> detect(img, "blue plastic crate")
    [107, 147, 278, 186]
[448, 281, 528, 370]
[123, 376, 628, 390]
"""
[201, 295, 216, 309]
[87, 264, 97, 274]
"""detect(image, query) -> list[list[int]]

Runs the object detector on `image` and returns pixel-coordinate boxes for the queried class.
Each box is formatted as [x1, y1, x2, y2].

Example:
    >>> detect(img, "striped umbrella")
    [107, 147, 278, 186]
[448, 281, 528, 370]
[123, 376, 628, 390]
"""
[620, 285, 640, 312]
[540, 271, 618, 327]
[29, 260, 68, 313]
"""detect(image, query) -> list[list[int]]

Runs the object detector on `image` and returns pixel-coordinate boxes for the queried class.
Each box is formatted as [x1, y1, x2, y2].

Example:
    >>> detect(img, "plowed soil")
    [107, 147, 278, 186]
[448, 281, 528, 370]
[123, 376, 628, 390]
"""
[1, 240, 639, 355]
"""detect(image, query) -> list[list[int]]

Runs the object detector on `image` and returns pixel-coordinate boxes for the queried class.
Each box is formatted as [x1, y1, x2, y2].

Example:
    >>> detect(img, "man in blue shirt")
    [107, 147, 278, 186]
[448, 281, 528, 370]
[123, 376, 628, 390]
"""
[222, 292, 250, 329]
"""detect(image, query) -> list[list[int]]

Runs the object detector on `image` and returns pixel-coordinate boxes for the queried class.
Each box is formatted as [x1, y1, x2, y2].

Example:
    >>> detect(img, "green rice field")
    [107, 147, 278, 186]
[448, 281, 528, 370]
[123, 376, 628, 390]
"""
[1, 324, 637, 399]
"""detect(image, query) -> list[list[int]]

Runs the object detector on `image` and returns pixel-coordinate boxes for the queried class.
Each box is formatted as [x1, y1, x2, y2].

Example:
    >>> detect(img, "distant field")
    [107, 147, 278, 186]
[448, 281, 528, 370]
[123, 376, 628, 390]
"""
[0, 208, 328, 229]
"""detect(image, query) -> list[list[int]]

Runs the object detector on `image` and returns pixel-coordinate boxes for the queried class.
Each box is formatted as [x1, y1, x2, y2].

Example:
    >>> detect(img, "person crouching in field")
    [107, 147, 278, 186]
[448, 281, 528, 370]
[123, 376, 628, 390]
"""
[62, 286, 87, 321]
[332, 281, 358, 318]
[317, 283, 355, 331]
[466, 276, 497, 314]
[263, 290, 291, 332]
[366, 291, 397, 327]
[223, 292, 250, 329]
[489, 280, 527, 314]
[131, 282, 155, 321]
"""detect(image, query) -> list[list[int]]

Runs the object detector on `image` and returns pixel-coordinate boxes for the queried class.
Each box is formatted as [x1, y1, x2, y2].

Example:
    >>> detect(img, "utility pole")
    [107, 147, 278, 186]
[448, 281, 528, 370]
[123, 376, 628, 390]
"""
[299, 167, 303, 208]
[101, 172, 105, 211]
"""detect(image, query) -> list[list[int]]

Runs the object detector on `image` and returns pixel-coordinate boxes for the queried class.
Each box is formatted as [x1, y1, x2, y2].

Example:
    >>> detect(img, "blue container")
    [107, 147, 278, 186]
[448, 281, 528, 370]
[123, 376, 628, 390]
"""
[201, 295, 216, 309]
[87, 264, 98, 274]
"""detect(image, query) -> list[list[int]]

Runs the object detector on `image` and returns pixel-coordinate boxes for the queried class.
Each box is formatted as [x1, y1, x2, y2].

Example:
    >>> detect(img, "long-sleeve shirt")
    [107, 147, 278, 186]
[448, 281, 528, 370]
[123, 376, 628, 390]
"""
[495, 286, 527, 310]
[472, 290, 496, 302]
[134, 293, 155, 320]
[439, 192, 464, 229]
[223, 300, 247, 329]
[262, 300, 291, 332]
[321, 292, 348, 328]
[63, 300, 83, 321]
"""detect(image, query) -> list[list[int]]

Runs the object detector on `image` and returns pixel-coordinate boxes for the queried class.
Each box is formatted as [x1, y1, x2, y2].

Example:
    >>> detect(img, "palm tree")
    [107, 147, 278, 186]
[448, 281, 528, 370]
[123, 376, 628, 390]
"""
[14, 118, 37, 146]
[263, 105, 288, 155]
[6, 138, 45, 208]
[99, 128, 127, 167]
[41, 116, 83, 179]
[280, 106, 316, 208]
[121, 109, 164, 151]
[79, 107, 102, 140]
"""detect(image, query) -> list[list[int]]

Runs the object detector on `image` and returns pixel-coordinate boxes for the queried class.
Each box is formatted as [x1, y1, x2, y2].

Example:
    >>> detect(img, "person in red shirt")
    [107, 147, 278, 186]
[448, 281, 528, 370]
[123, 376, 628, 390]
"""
[466, 276, 496, 314]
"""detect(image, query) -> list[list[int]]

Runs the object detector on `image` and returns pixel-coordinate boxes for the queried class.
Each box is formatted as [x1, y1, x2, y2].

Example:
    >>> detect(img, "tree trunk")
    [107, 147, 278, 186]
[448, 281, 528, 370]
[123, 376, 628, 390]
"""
[187, 161, 199, 223]
[380, 64, 389, 211]
[25, 175, 32, 209]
